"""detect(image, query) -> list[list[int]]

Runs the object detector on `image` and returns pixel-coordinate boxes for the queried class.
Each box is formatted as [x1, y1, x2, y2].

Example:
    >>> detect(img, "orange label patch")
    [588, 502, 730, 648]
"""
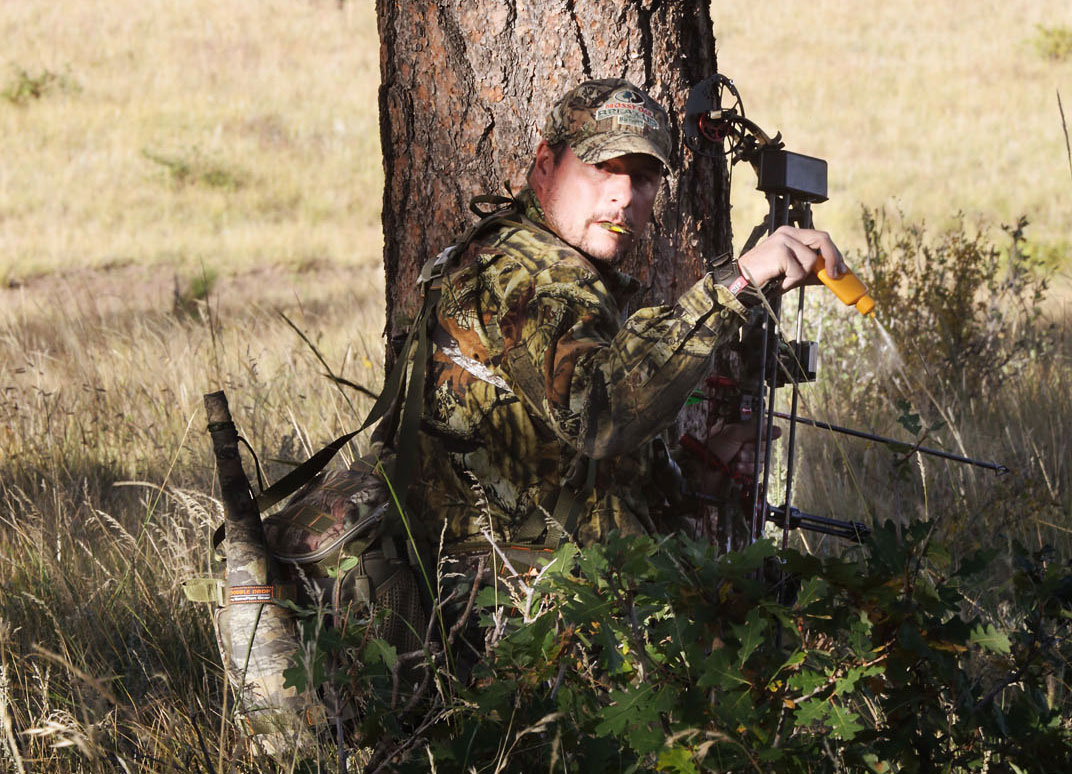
[229, 585, 274, 604]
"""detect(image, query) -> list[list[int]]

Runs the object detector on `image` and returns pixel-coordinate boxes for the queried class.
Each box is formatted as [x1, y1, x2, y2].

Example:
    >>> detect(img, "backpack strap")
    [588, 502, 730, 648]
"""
[383, 196, 530, 523]
[545, 455, 597, 547]
[242, 196, 524, 519]
[214, 196, 601, 565]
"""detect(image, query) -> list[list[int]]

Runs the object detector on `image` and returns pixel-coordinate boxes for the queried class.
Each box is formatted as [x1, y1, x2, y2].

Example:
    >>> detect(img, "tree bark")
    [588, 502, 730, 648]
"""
[376, 0, 729, 344]
[376, 0, 740, 544]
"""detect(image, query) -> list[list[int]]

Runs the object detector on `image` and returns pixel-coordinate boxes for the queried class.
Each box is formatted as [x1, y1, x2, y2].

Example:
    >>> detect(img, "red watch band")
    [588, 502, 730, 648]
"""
[727, 273, 750, 296]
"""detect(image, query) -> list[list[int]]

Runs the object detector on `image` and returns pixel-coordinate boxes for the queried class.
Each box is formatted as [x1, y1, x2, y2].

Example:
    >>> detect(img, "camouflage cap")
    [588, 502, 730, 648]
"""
[542, 78, 672, 170]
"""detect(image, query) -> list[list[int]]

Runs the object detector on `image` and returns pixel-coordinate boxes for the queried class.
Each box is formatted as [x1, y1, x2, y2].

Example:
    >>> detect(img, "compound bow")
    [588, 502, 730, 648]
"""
[681, 74, 1005, 551]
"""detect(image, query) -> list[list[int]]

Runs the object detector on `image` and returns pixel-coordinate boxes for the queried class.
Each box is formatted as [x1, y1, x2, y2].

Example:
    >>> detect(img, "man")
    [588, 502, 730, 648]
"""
[406, 78, 846, 558]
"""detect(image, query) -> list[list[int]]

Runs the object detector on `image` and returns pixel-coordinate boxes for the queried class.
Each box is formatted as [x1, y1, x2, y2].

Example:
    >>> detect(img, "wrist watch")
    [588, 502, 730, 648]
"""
[712, 255, 764, 308]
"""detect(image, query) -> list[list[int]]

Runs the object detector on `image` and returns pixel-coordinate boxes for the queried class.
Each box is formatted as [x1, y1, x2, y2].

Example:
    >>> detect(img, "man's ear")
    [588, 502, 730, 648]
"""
[529, 141, 556, 192]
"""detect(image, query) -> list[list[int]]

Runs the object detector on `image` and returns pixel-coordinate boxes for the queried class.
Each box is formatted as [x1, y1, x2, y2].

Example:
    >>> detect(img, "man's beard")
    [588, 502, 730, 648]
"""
[543, 203, 635, 262]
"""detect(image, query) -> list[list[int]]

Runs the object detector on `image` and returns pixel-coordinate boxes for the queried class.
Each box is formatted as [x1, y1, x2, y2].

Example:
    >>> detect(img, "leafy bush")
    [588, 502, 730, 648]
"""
[306, 528, 1072, 772]
[793, 211, 1066, 558]
[858, 210, 1051, 413]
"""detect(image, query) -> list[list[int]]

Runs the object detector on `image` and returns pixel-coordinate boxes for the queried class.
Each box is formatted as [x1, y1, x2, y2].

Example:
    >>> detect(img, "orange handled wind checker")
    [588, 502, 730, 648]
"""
[815, 256, 875, 316]
[680, 73, 1004, 550]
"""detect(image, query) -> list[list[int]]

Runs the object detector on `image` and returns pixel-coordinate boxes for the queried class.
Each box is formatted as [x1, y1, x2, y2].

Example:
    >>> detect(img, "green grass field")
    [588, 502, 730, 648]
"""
[1, 1, 1070, 770]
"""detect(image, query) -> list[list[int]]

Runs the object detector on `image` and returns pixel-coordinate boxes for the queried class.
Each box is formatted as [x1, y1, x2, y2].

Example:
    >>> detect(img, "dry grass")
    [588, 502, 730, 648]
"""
[716, 0, 1072, 266]
[0, 0, 382, 283]
[0, 267, 383, 771]
[2, 1, 1068, 286]
[785, 309, 1072, 558]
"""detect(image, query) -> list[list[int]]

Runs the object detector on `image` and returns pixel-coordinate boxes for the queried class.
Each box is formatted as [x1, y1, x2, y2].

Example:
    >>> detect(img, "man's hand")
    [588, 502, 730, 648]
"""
[737, 225, 846, 292]
[705, 419, 782, 478]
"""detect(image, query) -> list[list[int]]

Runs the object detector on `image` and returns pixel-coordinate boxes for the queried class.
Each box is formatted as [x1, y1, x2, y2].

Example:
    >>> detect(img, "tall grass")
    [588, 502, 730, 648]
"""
[0, 270, 382, 771]
[2, 218, 1068, 770]
[781, 213, 1071, 564]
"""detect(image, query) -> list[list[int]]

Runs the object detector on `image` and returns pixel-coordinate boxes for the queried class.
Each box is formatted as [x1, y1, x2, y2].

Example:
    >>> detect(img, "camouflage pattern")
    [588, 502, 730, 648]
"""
[409, 188, 747, 547]
[262, 468, 387, 562]
[542, 78, 672, 169]
[203, 391, 318, 754]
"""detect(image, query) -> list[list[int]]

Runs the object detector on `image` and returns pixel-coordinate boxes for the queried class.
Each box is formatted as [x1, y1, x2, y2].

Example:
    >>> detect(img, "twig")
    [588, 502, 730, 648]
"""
[323, 372, 378, 398]
[400, 656, 439, 716]
[549, 651, 571, 701]
[366, 708, 452, 774]
[183, 701, 216, 774]
[391, 590, 457, 709]
[448, 556, 488, 647]
[971, 608, 1044, 715]
[1059, 89, 1072, 184]
[278, 311, 358, 416]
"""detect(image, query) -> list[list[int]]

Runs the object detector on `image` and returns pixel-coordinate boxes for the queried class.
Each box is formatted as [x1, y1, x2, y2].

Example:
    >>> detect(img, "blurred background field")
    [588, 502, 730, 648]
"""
[0, 0, 1070, 770]
[716, 0, 1072, 269]
[0, 0, 381, 283]
[1, 0, 1067, 284]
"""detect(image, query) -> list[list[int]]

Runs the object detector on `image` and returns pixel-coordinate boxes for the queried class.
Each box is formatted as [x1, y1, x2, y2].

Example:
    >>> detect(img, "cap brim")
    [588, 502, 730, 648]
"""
[571, 132, 670, 171]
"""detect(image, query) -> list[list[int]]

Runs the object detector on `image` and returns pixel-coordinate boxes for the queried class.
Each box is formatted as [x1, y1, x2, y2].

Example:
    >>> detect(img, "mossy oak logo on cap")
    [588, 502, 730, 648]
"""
[596, 89, 661, 131]
[614, 88, 646, 105]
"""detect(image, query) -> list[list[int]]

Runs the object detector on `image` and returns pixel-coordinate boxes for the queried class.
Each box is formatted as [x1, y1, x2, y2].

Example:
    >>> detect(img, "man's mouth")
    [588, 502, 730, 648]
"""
[599, 221, 633, 235]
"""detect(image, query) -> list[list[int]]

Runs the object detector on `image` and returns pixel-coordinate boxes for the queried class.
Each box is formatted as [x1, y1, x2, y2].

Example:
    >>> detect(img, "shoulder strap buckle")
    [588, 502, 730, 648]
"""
[419, 245, 456, 288]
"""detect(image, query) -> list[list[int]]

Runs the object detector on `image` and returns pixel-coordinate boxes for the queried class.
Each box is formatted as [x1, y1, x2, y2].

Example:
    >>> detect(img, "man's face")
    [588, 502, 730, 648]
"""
[531, 143, 662, 263]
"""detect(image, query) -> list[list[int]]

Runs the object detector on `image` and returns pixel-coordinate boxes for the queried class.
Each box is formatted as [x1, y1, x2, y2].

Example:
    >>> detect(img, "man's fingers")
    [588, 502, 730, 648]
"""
[705, 422, 783, 468]
[798, 228, 847, 279]
[778, 234, 820, 291]
[738, 225, 846, 290]
[706, 433, 746, 466]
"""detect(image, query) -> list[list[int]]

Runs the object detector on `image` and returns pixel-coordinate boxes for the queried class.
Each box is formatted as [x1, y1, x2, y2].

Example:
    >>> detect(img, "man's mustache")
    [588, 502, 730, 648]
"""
[596, 214, 635, 235]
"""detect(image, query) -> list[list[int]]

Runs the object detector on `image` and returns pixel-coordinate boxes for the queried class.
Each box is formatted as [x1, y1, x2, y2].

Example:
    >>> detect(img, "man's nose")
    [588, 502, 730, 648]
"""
[605, 170, 634, 206]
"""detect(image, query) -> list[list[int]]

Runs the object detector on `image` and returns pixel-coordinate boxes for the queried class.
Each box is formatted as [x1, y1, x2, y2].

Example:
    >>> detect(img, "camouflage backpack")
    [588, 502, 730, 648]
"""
[182, 438, 424, 754]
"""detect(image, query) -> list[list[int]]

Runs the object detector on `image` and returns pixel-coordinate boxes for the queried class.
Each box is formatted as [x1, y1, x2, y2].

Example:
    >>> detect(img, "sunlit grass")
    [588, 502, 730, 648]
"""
[0, 267, 383, 771]
[715, 0, 1072, 262]
[1, 0, 1070, 768]
[0, 0, 382, 282]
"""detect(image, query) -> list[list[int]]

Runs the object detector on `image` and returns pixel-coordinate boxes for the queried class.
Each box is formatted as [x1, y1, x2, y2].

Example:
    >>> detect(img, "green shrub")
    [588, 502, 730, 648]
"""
[1032, 23, 1072, 62]
[795, 211, 1064, 553]
[858, 210, 1051, 413]
[1, 66, 79, 105]
[325, 530, 1072, 771]
[143, 147, 247, 190]
[172, 266, 219, 318]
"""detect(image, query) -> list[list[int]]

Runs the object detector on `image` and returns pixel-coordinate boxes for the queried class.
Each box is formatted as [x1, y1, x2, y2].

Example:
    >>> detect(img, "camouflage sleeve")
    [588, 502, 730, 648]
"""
[490, 250, 747, 459]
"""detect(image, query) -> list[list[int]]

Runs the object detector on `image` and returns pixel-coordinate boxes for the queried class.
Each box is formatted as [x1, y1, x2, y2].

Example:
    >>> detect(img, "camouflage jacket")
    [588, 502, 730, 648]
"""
[409, 188, 747, 547]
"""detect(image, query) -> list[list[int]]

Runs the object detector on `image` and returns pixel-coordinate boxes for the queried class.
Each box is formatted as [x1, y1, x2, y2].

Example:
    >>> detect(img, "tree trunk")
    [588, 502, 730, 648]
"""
[377, 0, 729, 339]
[376, 0, 740, 543]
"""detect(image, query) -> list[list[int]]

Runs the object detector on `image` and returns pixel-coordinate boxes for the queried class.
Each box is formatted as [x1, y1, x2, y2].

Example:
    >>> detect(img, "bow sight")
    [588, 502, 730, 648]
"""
[682, 74, 1006, 550]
